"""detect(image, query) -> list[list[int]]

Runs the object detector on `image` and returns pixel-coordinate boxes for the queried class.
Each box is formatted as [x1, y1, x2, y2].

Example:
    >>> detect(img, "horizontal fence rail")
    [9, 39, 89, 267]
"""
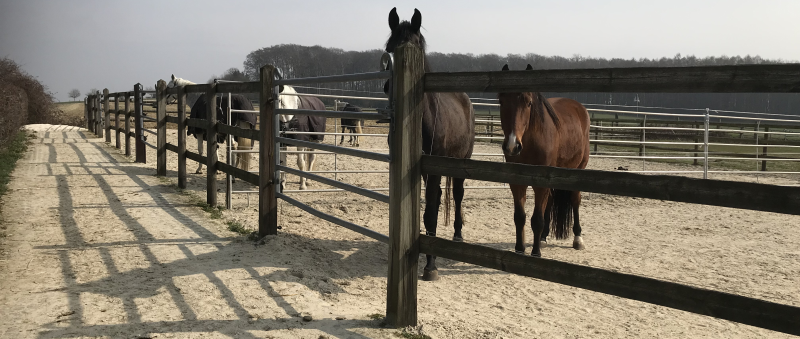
[418, 236, 800, 336]
[421, 155, 800, 215]
[424, 64, 800, 93]
[276, 193, 389, 243]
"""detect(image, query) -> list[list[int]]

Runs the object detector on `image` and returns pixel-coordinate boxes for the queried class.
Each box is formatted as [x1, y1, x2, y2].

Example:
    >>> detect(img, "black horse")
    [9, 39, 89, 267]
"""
[339, 103, 364, 147]
[385, 8, 475, 281]
[188, 93, 257, 175]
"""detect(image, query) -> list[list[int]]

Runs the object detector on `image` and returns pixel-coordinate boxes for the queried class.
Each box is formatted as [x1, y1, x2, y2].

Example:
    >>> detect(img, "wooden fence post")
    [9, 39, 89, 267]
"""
[114, 94, 120, 149]
[259, 65, 278, 237]
[177, 86, 187, 189]
[206, 83, 218, 206]
[124, 92, 131, 157]
[156, 80, 167, 176]
[96, 92, 102, 137]
[386, 42, 424, 328]
[134, 84, 146, 163]
[103, 89, 110, 142]
[84, 97, 89, 131]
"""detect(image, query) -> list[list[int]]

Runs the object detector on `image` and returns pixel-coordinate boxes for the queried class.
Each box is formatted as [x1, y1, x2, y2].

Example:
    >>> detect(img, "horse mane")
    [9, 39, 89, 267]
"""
[533, 92, 560, 129]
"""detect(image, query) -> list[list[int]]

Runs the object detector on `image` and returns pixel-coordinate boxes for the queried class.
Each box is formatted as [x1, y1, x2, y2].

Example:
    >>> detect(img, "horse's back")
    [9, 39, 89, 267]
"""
[289, 95, 326, 142]
[549, 97, 590, 169]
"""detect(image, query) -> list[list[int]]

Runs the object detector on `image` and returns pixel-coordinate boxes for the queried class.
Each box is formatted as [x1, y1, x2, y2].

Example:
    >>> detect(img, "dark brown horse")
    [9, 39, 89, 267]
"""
[385, 8, 475, 281]
[498, 64, 591, 257]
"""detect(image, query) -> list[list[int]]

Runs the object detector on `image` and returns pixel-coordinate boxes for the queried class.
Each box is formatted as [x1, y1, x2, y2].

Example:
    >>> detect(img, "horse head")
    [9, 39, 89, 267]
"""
[498, 64, 536, 157]
[165, 74, 196, 104]
[383, 8, 424, 100]
[385, 7, 424, 54]
[277, 84, 300, 124]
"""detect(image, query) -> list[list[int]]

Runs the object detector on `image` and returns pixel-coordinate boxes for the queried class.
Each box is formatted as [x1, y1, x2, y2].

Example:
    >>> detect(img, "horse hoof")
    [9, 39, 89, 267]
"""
[195, 170, 203, 174]
[421, 269, 439, 281]
[573, 236, 585, 250]
[530, 250, 542, 258]
[514, 250, 525, 254]
[452, 235, 463, 242]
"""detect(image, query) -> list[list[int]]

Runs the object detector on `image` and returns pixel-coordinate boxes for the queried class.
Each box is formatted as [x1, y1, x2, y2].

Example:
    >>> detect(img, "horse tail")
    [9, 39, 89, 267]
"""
[444, 176, 452, 226]
[550, 188, 573, 240]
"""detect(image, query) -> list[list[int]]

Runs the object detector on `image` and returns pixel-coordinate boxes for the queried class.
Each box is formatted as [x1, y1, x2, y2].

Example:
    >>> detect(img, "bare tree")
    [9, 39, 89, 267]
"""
[68, 89, 80, 101]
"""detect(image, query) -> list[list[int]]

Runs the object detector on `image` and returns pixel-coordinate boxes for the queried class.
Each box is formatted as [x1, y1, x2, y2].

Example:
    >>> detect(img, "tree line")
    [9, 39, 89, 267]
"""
[227, 44, 799, 118]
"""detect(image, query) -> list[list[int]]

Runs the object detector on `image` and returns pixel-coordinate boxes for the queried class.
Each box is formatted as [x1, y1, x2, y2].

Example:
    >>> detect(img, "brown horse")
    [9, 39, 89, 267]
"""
[385, 8, 475, 280]
[498, 64, 591, 257]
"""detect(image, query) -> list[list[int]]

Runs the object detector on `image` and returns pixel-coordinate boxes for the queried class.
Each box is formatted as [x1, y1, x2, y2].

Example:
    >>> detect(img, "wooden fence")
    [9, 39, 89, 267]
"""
[385, 43, 800, 333]
[85, 84, 149, 163]
[142, 48, 800, 335]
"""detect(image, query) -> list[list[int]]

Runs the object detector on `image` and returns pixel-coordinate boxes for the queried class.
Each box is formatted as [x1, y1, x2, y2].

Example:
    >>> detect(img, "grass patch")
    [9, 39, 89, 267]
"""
[195, 202, 223, 219]
[395, 332, 431, 339]
[226, 220, 249, 235]
[367, 313, 384, 320]
[0, 131, 32, 238]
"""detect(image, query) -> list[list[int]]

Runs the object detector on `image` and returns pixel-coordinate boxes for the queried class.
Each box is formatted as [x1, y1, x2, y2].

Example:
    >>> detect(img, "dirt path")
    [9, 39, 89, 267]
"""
[1, 124, 798, 338]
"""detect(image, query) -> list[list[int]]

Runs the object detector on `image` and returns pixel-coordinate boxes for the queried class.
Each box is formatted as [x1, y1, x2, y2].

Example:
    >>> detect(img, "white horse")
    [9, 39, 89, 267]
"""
[277, 85, 320, 191]
[166, 74, 254, 176]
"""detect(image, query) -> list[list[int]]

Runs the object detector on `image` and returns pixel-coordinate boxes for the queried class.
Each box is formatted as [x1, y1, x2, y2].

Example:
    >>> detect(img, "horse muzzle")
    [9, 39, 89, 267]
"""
[503, 132, 522, 157]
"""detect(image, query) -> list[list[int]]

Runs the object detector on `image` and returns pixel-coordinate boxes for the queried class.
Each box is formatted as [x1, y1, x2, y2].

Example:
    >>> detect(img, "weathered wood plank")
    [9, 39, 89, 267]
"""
[184, 149, 207, 165]
[425, 64, 800, 93]
[124, 93, 131, 156]
[421, 155, 800, 215]
[216, 81, 259, 94]
[103, 89, 110, 142]
[419, 235, 800, 336]
[259, 65, 278, 237]
[165, 115, 179, 124]
[217, 123, 261, 142]
[134, 84, 146, 163]
[206, 83, 218, 206]
[177, 87, 187, 189]
[156, 80, 167, 176]
[386, 43, 424, 328]
[183, 83, 211, 94]
[215, 161, 259, 186]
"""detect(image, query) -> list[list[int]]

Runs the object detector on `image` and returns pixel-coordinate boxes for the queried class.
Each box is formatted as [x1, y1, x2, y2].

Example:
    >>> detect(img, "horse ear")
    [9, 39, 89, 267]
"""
[411, 9, 422, 33]
[389, 7, 399, 31]
[501, 64, 509, 71]
[171, 74, 175, 81]
[526, 64, 533, 70]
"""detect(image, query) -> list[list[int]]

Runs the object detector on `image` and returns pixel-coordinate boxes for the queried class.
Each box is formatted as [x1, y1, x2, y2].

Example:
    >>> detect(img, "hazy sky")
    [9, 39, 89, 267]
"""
[2, 0, 799, 102]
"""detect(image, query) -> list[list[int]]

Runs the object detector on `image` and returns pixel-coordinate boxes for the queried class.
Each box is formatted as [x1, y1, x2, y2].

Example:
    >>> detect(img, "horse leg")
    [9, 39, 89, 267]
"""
[530, 187, 550, 257]
[572, 191, 585, 250]
[452, 177, 466, 242]
[195, 137, 204, 174]
[541, 193, 553, 244]
[422, 175, 443, 281]
[306, 148, 317, 187]
[296, 147, 308, 190]
[510, 184, 527, 254]
[279, 146, 288, 192]
[354, 122, 362, 147]
[339, 125, 345, 145]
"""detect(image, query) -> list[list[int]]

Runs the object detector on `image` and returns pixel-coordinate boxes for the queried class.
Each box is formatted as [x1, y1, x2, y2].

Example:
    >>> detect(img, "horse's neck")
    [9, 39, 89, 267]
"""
[178, 79, 196, 86]
[278, 86, 300, 123]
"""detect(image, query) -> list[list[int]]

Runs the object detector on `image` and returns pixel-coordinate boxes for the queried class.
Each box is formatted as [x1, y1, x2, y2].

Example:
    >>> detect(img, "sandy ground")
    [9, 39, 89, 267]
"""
[1, 124, 799, 339]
